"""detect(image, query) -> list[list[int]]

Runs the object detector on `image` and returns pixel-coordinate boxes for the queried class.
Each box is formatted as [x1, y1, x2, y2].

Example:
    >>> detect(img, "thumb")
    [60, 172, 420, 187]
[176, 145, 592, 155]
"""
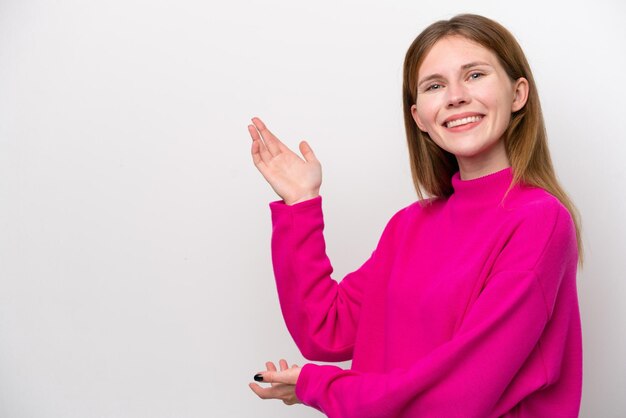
[299, 141, 318, 163]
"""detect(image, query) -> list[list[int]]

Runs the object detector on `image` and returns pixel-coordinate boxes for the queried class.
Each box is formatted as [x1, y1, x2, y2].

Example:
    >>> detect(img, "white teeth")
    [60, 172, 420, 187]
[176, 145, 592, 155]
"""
[446, 115, 482, 128]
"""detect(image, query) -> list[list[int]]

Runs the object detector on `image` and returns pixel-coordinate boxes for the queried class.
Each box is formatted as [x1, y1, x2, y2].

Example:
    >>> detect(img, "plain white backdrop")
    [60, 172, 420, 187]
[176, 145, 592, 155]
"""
[0, 0, 624, 417]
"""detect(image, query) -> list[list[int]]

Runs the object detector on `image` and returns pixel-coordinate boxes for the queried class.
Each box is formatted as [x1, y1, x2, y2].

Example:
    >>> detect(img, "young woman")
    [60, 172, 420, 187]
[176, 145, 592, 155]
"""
[247, 14, 583, 418]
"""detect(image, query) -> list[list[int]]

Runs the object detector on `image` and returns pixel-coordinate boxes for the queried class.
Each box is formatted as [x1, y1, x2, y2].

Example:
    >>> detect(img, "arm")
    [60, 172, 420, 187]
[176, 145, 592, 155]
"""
[293, 201, 579, 418]
[270, 196, 396, 361]
[248, 117, 397, 361]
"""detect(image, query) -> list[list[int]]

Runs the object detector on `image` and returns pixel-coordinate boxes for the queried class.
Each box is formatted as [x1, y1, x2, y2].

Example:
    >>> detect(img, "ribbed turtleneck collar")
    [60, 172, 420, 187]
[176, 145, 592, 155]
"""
[450, 166, 514, 206]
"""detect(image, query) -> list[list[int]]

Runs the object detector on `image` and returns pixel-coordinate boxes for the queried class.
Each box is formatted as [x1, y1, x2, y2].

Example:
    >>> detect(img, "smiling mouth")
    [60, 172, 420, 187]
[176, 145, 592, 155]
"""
[445, 115, 483, 128]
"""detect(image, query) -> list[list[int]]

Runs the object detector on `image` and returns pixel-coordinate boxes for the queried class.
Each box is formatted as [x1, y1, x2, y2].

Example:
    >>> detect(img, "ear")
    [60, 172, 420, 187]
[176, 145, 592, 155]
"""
[511, 77, 529, 112]
[411, 104, 428, 132]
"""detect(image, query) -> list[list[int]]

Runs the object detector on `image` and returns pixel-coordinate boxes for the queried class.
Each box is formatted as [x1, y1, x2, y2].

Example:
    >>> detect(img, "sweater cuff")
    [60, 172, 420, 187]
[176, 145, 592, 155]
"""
[296, 363, 345, 412]
[295, 363, 322, 409]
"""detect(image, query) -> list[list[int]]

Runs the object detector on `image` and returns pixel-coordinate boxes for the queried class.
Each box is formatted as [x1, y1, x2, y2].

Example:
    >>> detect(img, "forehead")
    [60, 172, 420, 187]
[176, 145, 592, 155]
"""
[418, 35, 500, 77]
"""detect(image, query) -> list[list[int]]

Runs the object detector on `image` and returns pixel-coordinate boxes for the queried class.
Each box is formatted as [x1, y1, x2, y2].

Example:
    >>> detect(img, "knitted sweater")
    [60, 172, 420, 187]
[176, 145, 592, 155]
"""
[269, 167, 582, 417]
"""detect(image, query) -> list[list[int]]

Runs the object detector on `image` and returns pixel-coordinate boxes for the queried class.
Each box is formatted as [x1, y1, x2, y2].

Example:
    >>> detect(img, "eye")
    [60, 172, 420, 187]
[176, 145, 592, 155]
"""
[468, 72, 484, 80]
[426, 83, 443, 91]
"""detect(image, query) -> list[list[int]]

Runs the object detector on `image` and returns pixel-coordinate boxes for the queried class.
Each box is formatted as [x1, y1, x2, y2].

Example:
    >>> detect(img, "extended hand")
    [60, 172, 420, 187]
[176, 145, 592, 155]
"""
[248, 117, 322, 205]
[249, 359, 302, 406]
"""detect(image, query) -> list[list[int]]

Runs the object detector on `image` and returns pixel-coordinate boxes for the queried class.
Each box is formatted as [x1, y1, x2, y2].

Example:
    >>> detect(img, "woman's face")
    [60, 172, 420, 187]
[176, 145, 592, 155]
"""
[410, 36, 528, 179]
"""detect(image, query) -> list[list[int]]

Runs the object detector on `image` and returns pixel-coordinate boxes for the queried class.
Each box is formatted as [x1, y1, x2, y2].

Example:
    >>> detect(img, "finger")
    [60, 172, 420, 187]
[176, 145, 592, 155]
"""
[299, 140, 318, 163]
[250, 135, 263, 166]
[249, 382, 294, 401]
[249, 382, 276, 400]
[266, 361, 279, 387]
[279, 359, 288, 371]
[255, 368, 297, 385]
[249, 124, 272, 165]
[251, 117, 283, 157]
[252, 361, 275, 384]
[247, 123, 261, 142]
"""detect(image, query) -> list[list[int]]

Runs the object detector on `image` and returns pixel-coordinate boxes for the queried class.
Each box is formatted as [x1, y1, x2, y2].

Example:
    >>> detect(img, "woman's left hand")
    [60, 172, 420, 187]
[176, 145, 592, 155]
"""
[249, 359, 302, 405]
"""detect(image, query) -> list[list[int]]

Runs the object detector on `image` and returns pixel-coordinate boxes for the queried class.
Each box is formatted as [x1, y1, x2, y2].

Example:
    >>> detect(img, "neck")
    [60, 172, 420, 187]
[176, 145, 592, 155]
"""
[456, 141, 510, 180]
[458, 161, 511, 180]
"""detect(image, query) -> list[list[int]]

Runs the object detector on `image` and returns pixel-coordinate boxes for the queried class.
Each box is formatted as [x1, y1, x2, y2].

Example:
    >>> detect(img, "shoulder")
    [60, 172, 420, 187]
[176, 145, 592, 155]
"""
[507, 186, 575, 241]
[495, 187, 578, 272]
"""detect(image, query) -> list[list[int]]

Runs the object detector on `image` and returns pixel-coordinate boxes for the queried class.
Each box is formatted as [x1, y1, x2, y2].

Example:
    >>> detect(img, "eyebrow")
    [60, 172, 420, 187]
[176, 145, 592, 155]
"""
[417, 61, 493, 88]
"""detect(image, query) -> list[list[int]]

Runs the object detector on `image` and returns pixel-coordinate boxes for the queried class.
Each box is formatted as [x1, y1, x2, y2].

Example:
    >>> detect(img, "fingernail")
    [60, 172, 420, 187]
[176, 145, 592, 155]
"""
[253, 373, 263, 382]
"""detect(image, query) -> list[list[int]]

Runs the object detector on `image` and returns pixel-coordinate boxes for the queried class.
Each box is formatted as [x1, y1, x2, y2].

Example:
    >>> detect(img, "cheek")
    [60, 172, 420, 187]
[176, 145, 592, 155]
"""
[492, 94, 514, 127]
[415, 98, 438, 129]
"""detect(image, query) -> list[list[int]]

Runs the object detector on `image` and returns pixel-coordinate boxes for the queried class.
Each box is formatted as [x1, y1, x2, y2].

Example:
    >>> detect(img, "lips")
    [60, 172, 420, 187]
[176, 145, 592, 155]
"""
[443, 113, 484, 129]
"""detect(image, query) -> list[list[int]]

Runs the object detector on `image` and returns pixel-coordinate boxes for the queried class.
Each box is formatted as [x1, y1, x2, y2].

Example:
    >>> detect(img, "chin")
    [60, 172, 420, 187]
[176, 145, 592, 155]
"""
[443, 145, 487, 158]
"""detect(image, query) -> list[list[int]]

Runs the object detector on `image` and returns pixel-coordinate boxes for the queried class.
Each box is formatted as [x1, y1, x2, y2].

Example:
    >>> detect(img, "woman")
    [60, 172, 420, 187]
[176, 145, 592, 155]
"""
[247, 14, 583, 417]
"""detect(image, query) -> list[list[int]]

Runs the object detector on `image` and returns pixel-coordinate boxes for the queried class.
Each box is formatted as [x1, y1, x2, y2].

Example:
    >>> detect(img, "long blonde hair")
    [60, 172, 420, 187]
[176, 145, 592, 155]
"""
[402, 14, 584, 265]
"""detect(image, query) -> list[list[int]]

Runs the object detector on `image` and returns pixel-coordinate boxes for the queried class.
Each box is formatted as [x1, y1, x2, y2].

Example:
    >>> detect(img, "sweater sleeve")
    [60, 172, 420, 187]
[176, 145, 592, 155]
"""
[270, 196, 401, 362]
[294, 200, 579, 418]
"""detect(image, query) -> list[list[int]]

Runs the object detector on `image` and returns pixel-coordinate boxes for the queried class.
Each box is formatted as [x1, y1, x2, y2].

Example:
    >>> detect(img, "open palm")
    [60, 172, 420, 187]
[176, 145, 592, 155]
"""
[248, 117, 322, 205]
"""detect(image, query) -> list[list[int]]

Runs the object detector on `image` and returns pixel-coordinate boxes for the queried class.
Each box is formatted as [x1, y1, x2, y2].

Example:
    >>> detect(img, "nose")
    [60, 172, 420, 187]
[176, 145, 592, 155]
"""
[446, 81, 470, 108]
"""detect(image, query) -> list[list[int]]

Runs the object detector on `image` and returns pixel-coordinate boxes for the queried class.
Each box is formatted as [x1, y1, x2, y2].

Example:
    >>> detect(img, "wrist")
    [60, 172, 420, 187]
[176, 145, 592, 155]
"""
[285, 192, 320, 206]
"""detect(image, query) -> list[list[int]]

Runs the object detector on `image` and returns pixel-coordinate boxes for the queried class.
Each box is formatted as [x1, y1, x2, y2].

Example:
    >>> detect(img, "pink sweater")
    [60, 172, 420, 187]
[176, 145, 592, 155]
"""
[269, 167, 582, 417]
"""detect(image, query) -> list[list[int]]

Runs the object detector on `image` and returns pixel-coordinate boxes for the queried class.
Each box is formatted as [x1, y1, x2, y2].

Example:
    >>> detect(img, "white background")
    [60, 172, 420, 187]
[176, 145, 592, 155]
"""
[1, 0, 624, 417]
